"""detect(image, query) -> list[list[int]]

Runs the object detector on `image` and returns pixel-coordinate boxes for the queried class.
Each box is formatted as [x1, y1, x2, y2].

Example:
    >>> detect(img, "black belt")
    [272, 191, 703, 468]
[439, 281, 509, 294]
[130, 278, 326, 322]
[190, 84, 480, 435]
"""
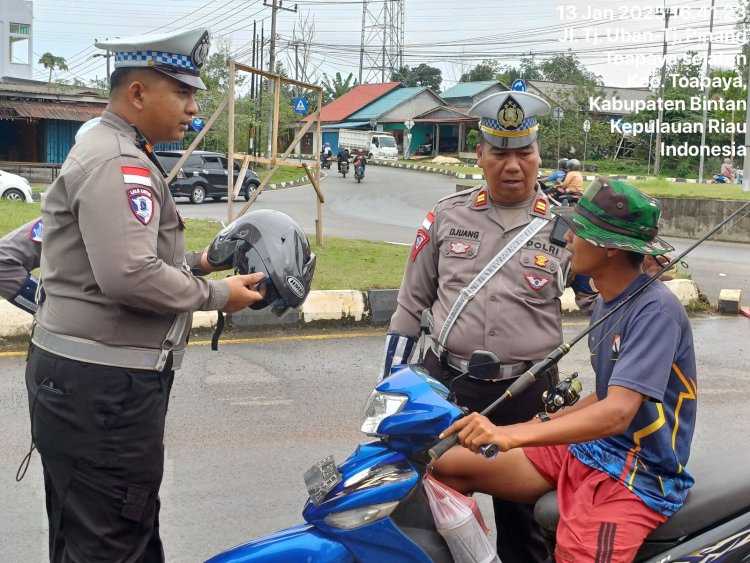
[429, 347, 533, 382]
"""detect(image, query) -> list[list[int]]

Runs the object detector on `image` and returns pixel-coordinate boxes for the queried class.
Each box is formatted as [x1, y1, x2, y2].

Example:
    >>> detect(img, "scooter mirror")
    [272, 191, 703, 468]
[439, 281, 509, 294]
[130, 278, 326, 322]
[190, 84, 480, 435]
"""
[467, 350, 500, 379]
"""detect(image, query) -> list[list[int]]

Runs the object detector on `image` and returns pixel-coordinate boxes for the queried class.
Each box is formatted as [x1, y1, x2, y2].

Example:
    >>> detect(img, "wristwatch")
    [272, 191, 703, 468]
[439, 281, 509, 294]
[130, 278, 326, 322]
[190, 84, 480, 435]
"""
[534, 412, 551, 422]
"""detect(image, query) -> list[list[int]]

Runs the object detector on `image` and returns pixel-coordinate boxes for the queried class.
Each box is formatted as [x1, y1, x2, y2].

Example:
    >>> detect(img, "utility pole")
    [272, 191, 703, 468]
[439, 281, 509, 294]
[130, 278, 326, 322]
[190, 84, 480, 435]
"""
[654, 6, 675, 176]
[697, 0, 716, 184]
[93, 38, 112, 89]
[263, 0, 297, 160]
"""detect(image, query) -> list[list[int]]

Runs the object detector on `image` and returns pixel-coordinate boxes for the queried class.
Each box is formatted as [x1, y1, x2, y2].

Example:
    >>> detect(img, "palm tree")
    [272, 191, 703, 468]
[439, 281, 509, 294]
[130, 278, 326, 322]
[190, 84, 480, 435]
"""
[38, 52, 68, 84]
[320, 72, 358, 104]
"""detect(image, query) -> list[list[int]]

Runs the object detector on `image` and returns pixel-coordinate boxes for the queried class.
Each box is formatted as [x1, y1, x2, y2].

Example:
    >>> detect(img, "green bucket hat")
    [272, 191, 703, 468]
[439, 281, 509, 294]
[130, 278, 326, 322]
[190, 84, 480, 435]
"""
[552, 177, 674, 255]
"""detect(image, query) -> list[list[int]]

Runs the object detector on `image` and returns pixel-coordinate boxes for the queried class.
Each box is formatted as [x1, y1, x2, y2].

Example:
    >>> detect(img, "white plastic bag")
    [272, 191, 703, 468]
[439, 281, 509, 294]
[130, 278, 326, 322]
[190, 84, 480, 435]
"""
[424, 474, 501, 563]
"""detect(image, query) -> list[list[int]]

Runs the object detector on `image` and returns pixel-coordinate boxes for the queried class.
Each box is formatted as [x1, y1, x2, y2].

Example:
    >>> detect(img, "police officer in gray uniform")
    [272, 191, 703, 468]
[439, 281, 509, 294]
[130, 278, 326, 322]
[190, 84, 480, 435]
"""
[0, 120, 102, 315]
[381, 91, 568, 562]
[25, 29, 266, 562]
[0, 218, 42, 313]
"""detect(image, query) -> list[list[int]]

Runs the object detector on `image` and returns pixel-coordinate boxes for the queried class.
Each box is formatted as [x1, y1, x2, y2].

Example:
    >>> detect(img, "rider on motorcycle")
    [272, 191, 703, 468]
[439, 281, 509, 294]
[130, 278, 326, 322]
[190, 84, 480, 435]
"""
[353, 148, 367, 173]
[434, 179, 696, 563]
[337, 147, 350, 172]
[320, 143, 333, 168]
[553, 158, 584, 203]
[540, 158, 569, 186]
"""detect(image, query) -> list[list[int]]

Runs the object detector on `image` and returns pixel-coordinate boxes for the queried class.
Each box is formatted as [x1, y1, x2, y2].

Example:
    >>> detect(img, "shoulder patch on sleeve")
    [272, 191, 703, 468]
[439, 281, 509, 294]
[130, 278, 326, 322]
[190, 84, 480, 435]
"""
[29, 218, 43, 243]
[128, 187, 155, 225]
[411, 229, 430, 261]
[121, 165, 153, 187]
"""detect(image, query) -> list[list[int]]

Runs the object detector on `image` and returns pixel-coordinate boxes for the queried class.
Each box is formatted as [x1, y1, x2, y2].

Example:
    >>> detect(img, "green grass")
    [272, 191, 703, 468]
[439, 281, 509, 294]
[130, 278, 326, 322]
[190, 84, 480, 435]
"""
[0, 202, 408, 291]
[29, 166, 308, 193]
[627, 179, 750, 200]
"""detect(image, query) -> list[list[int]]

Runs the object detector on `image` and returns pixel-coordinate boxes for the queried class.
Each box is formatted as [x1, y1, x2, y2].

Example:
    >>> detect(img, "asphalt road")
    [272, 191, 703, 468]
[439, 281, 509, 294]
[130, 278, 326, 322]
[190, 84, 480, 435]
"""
[177, 166, 750, 306]
[1, 318, 748, 562]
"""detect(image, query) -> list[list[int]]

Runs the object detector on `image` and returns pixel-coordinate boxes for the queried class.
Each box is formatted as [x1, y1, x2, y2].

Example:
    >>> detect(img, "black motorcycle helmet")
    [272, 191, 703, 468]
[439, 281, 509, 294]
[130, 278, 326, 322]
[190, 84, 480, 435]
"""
[207, 210, 316, 318]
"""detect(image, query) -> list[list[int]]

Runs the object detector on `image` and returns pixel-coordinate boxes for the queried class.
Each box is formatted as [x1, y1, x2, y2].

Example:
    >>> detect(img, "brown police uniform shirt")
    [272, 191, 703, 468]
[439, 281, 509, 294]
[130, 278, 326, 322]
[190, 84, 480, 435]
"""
[35, 111, 229, 352]
[0, 219, 41, 299]
[389, 186, 570, 363]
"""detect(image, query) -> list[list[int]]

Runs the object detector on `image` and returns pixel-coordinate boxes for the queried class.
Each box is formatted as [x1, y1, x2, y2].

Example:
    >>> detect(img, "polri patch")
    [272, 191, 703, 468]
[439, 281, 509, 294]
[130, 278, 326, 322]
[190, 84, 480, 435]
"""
[128, 187, 155, 225]
[474, 190, 488, 207]
[412, 228, 430, 261]
[121, 165, 152, 187]
[533, 198, 548, 215]
[29, 218, 44, 242]
[524, 273, 549, 291]
[534, 254, 548, 268]
[449, 241, 471, 255]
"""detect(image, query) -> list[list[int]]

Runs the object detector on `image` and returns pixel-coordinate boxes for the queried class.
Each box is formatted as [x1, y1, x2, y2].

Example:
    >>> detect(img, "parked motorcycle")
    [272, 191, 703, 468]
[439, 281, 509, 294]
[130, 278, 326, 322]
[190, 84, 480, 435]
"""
[354, 163, 365, 183]
[339, 159, 349, 178]
[207, 351, 750, 562]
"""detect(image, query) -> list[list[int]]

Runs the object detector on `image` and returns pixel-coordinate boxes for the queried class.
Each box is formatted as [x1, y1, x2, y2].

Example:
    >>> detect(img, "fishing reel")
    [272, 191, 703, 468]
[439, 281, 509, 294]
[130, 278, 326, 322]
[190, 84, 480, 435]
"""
[543, 372, 582, 413]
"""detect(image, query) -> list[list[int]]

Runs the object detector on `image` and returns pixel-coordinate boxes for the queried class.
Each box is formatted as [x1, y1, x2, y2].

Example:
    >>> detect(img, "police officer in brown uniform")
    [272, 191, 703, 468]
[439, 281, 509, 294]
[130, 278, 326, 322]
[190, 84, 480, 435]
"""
[381, 91, 568, 562]
[25, 29, 266, 562]
[0, 218, 42, 313]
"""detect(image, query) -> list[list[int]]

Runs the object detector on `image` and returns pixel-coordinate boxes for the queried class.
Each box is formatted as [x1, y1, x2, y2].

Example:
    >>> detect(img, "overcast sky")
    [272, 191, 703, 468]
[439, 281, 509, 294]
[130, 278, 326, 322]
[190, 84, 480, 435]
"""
[31, 0, 747, 90]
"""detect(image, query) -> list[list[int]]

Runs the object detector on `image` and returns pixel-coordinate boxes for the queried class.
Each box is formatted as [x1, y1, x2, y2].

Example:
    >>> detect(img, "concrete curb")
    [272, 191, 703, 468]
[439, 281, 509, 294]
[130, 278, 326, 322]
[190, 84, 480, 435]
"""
[0, 279, 712, 338]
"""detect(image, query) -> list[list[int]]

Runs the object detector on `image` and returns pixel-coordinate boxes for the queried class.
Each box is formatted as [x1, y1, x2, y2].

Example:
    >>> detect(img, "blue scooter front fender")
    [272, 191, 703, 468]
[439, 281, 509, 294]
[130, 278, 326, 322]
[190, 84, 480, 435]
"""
[206, 524, 354, 563]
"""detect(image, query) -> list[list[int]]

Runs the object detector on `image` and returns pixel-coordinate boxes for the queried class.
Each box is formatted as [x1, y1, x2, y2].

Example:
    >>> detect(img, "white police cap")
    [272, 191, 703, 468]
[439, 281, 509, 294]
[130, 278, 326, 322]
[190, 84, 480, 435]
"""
[469, 91, 551, 149]
[95, 28, 210, 90]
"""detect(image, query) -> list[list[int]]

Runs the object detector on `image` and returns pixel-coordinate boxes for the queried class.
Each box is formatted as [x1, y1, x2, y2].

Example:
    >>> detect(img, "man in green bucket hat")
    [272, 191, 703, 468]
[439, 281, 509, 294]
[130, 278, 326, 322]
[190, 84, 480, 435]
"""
[434, 177, 697, 562]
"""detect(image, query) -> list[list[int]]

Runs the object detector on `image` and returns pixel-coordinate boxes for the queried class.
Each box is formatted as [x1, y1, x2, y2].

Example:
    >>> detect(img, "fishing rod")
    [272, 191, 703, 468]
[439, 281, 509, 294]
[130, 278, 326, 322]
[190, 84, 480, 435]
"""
[429, 200, 750, 461]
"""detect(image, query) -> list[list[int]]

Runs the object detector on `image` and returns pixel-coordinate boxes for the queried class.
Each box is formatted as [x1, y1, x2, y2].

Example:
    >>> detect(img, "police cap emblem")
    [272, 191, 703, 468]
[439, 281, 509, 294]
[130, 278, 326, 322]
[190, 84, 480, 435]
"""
[497, 96, 525, 130]
[192, 30, 210, 68]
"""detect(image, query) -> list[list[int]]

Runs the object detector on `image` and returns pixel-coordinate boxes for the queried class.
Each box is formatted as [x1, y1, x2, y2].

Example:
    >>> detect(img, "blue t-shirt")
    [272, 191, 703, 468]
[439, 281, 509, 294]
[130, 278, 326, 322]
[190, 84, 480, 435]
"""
[569, 274, 697, 516]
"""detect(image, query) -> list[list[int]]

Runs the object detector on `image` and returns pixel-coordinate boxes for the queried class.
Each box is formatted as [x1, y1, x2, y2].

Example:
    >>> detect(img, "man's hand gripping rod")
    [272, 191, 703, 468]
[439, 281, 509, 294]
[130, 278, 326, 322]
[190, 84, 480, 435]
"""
[428, 200, 750, 462]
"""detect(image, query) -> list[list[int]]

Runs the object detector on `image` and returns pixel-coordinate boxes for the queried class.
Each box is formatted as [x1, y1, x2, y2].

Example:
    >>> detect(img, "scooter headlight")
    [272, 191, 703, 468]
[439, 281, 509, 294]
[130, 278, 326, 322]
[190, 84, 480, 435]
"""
[323, 500, 399, 530]
[360, 391, 408, 435]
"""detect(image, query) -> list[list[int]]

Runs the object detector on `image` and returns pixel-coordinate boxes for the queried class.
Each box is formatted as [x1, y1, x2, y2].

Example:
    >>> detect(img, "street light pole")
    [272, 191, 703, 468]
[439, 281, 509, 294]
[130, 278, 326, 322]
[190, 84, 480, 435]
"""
[697, 0, 716, 184]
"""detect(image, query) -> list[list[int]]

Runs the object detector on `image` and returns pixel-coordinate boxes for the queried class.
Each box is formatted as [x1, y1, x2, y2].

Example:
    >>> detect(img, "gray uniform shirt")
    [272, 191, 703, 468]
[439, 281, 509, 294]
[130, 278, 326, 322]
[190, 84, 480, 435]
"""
[35, 111, 229, 352]
[0, 219, 41, 299]
[389, 186, 570, 363]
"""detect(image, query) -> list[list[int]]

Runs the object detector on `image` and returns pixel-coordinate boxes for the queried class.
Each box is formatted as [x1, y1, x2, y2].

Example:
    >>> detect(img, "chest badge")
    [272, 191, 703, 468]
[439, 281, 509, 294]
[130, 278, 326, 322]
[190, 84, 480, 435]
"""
[128, 187, 154, 225]
[524, 273, 549, 291]
[449, 241, 471, 255]
[534, 254, 549, 268]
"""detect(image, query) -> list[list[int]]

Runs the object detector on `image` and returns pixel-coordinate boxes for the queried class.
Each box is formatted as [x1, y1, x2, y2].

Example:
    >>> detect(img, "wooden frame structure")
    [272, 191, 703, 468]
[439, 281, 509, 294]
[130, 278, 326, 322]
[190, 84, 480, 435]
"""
[164, 61, 324, 244]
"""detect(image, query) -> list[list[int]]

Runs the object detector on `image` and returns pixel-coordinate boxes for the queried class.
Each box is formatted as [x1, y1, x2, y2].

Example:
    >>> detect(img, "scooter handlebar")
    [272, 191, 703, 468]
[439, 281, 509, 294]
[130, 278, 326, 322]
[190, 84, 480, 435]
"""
[428, 434, 458, 461]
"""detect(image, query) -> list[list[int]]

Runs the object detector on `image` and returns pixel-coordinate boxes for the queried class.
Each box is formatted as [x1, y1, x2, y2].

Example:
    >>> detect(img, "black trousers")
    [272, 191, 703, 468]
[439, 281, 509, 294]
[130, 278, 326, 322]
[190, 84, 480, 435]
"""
[25, 345, 174, 563]
[424, 349, 556, 563]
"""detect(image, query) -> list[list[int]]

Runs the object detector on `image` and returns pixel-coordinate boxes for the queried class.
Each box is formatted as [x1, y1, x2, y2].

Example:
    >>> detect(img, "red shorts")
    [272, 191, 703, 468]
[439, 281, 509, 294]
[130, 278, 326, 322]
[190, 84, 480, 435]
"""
[524, 444, 667, 563]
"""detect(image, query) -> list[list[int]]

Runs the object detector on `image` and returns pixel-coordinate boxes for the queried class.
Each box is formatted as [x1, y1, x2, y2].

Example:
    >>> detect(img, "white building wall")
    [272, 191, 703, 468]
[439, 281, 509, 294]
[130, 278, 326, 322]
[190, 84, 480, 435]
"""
[0, 0, 33, 80]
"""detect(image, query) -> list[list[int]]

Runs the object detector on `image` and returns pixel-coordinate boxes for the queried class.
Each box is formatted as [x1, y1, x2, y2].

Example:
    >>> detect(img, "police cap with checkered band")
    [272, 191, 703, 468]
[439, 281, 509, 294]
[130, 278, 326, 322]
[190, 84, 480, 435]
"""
[95, 28, 210, 90]
[469, 91, 551, 149]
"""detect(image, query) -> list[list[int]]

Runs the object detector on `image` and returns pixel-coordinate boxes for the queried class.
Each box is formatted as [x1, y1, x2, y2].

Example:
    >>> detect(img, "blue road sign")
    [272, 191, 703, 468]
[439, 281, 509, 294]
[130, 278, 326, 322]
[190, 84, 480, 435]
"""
[293, 97, 308, 115]
[511, 79, 526, 92]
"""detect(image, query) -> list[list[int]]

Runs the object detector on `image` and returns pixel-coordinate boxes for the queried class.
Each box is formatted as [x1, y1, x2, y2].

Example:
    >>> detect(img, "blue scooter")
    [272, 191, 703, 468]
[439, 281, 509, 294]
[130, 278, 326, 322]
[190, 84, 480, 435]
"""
[208, 359, 465, 562]
[207, 345, 750, 562]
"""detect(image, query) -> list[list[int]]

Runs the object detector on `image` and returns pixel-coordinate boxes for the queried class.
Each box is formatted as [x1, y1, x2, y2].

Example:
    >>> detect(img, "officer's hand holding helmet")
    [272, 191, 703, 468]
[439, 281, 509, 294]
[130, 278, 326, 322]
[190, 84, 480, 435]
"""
[207, 210, 316, 318]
